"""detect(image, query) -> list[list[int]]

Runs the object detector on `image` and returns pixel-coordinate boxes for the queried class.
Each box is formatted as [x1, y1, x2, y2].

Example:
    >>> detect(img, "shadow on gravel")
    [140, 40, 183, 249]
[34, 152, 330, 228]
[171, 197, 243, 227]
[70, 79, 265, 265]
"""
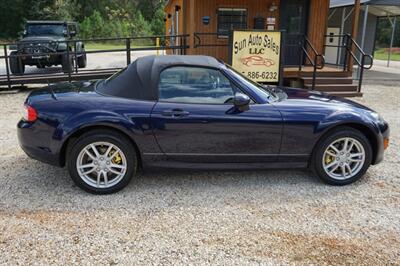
[1, 155, 340, 211]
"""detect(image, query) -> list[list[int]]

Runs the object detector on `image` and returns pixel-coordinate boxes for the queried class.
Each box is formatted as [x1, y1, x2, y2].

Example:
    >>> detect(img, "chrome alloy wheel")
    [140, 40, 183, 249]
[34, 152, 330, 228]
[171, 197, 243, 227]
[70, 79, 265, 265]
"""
[76, 142, 127, 189]
[322, 137, 366, 180]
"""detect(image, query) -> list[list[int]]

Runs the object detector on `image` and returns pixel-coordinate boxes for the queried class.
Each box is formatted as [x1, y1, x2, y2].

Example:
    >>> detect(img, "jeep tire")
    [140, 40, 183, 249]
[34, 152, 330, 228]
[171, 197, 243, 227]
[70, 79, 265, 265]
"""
[9, 51, 25, 75]
[61, 53, 74, 73]
[77, 50, 87, 68]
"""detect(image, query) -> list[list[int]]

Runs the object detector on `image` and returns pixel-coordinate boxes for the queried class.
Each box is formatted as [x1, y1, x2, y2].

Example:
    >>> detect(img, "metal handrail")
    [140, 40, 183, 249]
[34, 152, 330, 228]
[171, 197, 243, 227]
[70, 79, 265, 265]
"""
[0, 34, 190, 90]
[194, 32, 229, 48]
[0, 34, 191, 46]
[298, 35, 325, 90]
[323, 34, 373, 92]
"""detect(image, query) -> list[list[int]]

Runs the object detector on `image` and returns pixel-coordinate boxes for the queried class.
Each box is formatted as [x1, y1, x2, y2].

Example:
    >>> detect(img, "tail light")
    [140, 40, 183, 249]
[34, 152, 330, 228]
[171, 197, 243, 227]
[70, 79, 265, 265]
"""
[23, 104, 38, 122]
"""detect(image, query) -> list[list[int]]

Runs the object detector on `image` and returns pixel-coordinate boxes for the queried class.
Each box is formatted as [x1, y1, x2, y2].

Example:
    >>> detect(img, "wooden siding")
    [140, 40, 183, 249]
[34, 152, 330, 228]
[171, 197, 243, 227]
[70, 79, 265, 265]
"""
[189, 0, 280, 62]
[165, 0, 330, 63]
[165, 0, 185, 36]
[307, 0, 330, 54]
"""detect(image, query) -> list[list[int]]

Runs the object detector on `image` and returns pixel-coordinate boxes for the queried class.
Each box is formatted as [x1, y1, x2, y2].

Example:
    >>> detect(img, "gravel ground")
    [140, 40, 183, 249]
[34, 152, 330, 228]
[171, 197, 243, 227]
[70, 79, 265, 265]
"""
[0, 84, 399, 265]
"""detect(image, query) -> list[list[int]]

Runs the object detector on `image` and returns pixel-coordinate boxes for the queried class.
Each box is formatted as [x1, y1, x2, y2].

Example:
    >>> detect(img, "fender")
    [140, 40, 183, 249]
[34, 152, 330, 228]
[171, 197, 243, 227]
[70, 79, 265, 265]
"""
[279, 104, 381, 157]
[53, 109, 161, 159]
[315, 108, 381, 135]
[74, 41, 85, 54]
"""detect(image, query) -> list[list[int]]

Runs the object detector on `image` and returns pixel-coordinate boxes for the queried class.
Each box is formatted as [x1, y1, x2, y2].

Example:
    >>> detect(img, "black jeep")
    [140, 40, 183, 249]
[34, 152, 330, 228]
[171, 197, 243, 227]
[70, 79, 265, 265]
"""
[9, 21, 87, 75]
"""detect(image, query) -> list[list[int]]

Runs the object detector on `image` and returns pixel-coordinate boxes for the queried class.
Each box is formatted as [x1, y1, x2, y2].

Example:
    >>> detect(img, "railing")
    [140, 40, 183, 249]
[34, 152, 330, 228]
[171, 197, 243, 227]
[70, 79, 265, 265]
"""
[324, 33, 373, 92]
[0, 34, 190, 89]
[194, 32, 229, 48]
[298, 35, 325, 90]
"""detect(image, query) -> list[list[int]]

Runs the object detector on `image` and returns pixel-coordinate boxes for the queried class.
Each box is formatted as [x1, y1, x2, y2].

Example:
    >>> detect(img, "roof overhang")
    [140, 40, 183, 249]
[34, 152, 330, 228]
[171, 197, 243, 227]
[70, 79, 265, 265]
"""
[330, 0, 400, 16]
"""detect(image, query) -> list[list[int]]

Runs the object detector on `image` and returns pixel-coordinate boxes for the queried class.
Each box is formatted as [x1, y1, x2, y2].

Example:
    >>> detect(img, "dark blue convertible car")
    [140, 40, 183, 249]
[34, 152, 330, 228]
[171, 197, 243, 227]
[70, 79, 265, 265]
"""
[18, 55, 390, 194]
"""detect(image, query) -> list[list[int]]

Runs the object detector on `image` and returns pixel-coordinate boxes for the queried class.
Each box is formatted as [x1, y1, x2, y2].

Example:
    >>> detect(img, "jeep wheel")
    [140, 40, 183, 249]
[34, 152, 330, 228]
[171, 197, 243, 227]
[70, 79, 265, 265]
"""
[61, 53, 74, 73]
[9, 52, 25, 75]
[77, 50, 87, 68]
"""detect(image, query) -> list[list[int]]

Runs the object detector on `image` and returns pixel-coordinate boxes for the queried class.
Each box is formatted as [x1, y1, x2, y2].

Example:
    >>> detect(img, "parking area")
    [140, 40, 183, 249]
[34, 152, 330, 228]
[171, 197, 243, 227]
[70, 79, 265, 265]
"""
[0, 84, 399, 264]
[0, 50, 158, 76]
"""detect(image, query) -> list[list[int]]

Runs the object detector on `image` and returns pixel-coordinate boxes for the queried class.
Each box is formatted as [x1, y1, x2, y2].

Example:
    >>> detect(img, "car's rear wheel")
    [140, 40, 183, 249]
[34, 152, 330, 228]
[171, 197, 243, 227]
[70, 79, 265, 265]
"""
[67, 130, 137, 194]
[311, 127, 372, 185]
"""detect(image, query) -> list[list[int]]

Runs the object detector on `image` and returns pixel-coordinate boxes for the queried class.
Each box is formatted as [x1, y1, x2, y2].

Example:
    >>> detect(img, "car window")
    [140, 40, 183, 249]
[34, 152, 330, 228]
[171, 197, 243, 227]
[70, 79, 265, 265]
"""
[159, 67, 237, 104]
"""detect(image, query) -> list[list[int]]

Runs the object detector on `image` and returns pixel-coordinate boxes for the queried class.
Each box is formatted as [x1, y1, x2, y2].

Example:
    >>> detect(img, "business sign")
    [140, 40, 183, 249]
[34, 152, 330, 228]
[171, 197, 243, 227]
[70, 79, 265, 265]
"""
[231, 31, 282, 83]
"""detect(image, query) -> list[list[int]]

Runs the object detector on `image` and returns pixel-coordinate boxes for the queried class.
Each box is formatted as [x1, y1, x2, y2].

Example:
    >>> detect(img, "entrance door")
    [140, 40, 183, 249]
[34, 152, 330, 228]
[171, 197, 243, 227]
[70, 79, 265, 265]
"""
[280, 0, 309, 66]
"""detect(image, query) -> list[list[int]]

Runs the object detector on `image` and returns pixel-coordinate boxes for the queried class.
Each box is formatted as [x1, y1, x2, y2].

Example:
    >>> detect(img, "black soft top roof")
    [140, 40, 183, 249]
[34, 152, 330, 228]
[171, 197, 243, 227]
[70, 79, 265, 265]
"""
[97, 55, 223, 101]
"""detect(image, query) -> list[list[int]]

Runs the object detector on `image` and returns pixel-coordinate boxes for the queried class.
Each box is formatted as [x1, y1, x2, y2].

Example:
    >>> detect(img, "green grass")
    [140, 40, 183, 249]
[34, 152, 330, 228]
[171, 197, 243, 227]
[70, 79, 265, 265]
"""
[85, 42, 158, 51]
[85, 43, 127, 51]
[374, 48, 400, 61]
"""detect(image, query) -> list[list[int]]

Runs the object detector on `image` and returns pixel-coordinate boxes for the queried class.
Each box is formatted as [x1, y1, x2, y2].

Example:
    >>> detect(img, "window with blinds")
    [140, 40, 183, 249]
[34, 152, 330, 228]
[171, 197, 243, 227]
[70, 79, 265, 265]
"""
[217, 8, 247, 38]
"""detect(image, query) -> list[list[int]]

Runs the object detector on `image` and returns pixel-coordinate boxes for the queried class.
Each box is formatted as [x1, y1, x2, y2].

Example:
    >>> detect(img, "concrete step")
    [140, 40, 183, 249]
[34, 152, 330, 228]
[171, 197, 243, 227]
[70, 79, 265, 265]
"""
[302, 77, 354, 85]
[300, 71, 350, 78]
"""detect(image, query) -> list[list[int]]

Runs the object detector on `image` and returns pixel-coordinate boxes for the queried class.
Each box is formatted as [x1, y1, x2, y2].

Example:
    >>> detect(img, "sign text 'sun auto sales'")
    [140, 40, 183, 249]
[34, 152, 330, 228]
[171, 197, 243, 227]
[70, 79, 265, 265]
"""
[231, 31, 281, 82]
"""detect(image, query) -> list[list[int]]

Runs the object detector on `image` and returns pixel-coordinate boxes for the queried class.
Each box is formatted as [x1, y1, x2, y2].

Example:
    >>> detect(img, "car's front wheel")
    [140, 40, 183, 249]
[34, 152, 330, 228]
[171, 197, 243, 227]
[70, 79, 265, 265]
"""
[312, 127, 372, 185]
[67, 130, 137, 194]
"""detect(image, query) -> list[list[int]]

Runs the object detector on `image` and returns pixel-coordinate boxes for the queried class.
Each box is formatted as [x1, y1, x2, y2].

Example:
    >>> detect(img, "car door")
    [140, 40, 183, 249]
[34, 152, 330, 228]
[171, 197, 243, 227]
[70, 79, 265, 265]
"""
[150, 66, 283, 163]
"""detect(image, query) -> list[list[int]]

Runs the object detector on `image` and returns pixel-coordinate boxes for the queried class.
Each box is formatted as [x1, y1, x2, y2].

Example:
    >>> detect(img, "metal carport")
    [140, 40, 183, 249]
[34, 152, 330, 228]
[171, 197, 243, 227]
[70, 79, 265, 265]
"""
[330, 0, 400, 67]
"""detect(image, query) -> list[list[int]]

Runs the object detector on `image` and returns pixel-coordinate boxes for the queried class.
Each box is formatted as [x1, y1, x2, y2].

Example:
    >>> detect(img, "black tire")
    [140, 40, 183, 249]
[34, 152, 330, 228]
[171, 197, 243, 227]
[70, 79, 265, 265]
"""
[67, 129, 138, 194]
[9, 51, 25, 75]
[311, 127, 372, 186]
[61, 53, 74, 73]
[77, 50, 87, 68]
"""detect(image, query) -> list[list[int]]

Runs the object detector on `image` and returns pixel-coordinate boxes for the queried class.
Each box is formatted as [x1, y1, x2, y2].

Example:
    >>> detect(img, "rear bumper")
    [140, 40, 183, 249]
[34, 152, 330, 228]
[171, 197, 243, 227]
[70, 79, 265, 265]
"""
[17, 120, 62, 167]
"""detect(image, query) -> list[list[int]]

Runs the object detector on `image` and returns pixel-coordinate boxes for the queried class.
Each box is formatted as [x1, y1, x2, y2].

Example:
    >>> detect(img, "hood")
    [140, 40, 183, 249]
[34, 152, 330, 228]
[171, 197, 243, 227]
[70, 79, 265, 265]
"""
[18, 35, 65, 43]
[277, 87, 374, 112]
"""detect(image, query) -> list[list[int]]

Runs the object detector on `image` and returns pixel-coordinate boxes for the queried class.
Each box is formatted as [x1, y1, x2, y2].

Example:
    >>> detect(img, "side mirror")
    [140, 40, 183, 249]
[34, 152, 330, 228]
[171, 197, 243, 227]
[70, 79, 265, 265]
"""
[233, 93, 250, 111]
[69, 30, 76, 37]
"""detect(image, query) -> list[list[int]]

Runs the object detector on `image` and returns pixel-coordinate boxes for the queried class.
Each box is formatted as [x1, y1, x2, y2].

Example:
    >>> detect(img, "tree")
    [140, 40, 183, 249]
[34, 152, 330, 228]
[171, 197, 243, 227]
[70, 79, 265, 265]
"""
[150, 6, 166, 35]
[375, 17, 400, 49]
[0, 0, 168, 40]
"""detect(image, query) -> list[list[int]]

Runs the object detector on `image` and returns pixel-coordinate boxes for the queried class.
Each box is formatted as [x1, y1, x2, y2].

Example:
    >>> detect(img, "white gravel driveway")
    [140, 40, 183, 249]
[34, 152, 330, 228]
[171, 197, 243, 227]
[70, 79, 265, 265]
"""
[0, 84, 399, 264]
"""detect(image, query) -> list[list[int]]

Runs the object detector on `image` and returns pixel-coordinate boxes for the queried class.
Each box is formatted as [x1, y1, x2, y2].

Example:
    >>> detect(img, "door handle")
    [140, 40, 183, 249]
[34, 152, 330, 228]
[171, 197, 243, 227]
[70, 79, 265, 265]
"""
[162, 109, 190, 118]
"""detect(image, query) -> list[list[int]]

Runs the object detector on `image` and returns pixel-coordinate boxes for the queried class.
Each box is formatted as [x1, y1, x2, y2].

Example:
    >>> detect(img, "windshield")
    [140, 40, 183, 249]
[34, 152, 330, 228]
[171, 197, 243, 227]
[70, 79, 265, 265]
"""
[25, 24, 66, 36]
[224, 65, 278, 102]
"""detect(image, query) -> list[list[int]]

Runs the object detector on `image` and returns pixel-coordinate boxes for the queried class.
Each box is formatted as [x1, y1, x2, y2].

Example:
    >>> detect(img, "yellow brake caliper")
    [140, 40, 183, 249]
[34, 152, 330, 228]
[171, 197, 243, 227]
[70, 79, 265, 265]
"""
[325, 149, 335, 165]
[111, 151, 122, 165]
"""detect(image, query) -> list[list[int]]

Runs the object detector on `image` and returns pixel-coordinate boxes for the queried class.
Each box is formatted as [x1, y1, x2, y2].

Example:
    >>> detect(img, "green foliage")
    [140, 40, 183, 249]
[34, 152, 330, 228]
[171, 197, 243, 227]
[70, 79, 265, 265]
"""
[375, 17, 400, 49]
[151, 6, 167, 36]
[0, 0, 25, 39]
[0, 0, 167, 40]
